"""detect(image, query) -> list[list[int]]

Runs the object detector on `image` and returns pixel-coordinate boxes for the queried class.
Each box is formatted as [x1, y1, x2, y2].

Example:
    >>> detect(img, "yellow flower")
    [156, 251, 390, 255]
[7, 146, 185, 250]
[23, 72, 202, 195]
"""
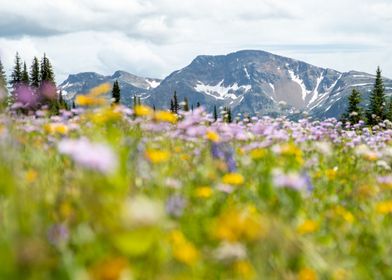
[297, 220, 319, 235]
[75, 95, 106, 106]
[89, 257, 129, 280]
[375, 200, 392, 214]
[325, 169, 337, 180]
[154, 110, 177, 123]
[298, 268, 317, 280]
[280, 143, 303, 165]
[25, 169, 38, 183]
[213, 208, 266, 242]
[206, 130, 220, 142]
[44, 123, 69, 135]
[195, 186, 213, 198]
[89, 83, 111, 97]
[250, 148, 267, 159]
[222, 173, 244, 186]
[145, 149, 170, 164]
[234, 260, 254, 279]
[91, 108, 122, 124]
[170, 230, 199, 266]
[332, 268, 350, 280]
[134, 105, 153, 117]
[334, 206, 355, 223]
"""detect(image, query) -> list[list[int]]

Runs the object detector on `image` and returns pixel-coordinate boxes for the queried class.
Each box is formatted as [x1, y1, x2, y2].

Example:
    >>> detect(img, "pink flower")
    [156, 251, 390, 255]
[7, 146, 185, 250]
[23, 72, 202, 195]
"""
[58, 138, 118, 174]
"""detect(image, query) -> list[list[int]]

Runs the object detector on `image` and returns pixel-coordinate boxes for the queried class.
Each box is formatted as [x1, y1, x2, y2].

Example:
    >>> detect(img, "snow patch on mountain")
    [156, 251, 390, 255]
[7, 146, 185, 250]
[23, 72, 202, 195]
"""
[288, 70, 311, 101]
[194, 80, 251, 100]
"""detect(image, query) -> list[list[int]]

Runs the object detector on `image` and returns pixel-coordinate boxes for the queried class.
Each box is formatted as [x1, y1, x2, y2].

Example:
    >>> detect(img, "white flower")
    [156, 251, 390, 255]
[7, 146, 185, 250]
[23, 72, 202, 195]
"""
[214, 242, 247, 261]
[122, 196, 164, 227]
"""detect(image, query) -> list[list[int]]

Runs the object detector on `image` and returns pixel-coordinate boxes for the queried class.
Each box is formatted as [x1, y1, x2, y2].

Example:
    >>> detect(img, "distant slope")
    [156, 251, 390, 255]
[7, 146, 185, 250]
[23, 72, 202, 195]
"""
[61, 50, 392, 119]
[59, 71, 161, 105]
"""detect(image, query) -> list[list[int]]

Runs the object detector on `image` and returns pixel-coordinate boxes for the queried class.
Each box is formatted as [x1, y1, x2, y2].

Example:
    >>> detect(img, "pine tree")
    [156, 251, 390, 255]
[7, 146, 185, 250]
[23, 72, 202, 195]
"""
[58, 90, 68, 110]
[30, 57, 40, 88]
[213, 105, 218, 122]
[10, 52, 22, 89]
[343, 89, 363, 124]
[21, 62, 29, 85]
[183, 97, 189, 111]
[112, 80, 121, 104]
[133, 95, 137, 108]
[191, 104, 194, 111]
[196, 102, 200, 108]
[367, 67, 386, 125]
[227, 107, 232, 123]
[170, 99, 174, 113]
[153, 105, 156, 111]
[173, 91, 179, 114]
[40, 53, 55, 84]
[137, 97, 141, 106]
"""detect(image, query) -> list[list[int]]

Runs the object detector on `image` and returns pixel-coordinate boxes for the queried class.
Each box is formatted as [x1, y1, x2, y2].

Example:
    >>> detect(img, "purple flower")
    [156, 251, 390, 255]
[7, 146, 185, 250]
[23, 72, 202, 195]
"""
[58, 138, 118, 174]
[165, 195, 186, 217]
[272, 169, 308, 191]
[47, 224, 69, 246]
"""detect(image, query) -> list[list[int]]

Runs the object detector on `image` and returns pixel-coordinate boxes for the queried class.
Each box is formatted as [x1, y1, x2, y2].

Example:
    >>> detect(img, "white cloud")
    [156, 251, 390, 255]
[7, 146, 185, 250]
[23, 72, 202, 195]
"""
[0, 0, 392, 82]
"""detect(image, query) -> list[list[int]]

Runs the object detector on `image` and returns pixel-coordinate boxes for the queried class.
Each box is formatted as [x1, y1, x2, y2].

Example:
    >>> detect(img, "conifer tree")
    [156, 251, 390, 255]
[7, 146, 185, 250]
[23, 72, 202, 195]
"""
[173, 91, 179, 114]
[40, 53, 55, 84]
[227, 107, 232, 123]
[112, 80, 121, 104]
[137, 97, 141, 106]
[183, 97, 189, 111]
[343, 89, 363, 124]
[191, 104, 194, 111]
[10, 52, 22, 89]
[196, 102, 200, 108]
[213, 105, 218, 122]
[133, 95, 137, 108]
[170, 99, 174, 113]
[30, 57, 40, 88]
[153, 104, 156, 111]
[367, 67, 386, 125]
[386, 96, 392, 122]
[21, 62, 29, 85]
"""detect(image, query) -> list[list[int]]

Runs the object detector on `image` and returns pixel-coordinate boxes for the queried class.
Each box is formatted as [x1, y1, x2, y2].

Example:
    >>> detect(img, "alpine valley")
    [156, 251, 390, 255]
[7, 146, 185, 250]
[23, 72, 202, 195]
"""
[59, 50, 392, 119]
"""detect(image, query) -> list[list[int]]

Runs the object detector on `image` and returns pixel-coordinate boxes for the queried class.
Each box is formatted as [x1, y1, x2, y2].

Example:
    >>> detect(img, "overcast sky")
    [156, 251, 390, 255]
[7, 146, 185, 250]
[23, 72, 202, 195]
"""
[1, 0, 392, 83]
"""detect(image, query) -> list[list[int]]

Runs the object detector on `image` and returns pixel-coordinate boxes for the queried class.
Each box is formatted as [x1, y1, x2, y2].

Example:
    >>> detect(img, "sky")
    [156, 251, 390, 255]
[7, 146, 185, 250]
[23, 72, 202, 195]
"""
[1, 0, 392, 83]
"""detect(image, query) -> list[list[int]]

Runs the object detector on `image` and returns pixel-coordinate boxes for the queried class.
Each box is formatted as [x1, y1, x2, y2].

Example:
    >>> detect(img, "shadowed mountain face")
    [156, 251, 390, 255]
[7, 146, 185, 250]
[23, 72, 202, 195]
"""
[60, 50, 392, 119]
[59, 71, 161, 105]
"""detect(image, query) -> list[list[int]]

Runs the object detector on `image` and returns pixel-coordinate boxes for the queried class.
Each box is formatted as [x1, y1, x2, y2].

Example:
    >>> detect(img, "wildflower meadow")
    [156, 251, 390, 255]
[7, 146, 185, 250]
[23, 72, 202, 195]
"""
[0, 83, 391, 280]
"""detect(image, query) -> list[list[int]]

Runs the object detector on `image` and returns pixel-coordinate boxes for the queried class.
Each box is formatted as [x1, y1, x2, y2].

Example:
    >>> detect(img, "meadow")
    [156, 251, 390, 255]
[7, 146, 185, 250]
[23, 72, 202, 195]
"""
[0, 84, 391, 280]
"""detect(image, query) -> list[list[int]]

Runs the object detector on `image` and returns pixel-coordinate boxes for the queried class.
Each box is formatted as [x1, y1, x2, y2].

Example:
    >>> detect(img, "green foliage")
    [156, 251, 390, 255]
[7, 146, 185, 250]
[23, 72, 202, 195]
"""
[112, 80, 121, 104]
[30, 57, 41, 88]
[343, 89, 363, 124]
[367, 67, 386, 125]
[213, 105, 218, 122]
[21, 62, 30, 85]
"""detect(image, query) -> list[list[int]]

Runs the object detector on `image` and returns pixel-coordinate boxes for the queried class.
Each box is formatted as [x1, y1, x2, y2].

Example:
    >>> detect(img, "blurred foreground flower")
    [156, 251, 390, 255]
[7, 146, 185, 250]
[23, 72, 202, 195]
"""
[170, 230, 199, 266]
[222, 173, 244, 186]
[58, 138, 118, 174]
[154, 110, 177, 123]
[145, 149, 170, 164]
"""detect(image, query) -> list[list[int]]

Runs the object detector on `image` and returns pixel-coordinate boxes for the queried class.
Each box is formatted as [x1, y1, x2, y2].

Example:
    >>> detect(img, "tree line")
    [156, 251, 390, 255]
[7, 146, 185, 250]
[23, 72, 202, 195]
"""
[0, 53, 67, 113]
[342, 67, 391, 126]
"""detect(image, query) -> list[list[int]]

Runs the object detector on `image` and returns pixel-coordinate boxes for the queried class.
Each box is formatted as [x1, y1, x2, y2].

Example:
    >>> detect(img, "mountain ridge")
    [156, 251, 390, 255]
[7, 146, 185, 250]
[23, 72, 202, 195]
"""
[60, 50, 392, 119]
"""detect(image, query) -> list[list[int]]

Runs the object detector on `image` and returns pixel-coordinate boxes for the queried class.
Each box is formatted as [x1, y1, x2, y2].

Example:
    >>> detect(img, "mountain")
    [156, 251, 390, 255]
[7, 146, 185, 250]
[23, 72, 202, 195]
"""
[61, 50, 392, 119]
[59, 70, 161, 105]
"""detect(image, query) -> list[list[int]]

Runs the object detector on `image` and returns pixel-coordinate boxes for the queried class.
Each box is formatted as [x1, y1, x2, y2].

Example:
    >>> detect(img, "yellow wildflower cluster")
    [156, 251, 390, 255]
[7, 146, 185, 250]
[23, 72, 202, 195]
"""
[213, 207, 266, 242]
[280, 143, 303, 165]
[194, 186, 213, 198]
[170, 230, 199, 266]
[206, 130, 220, 142]
[298, 268, 318, 280]
[89, 257, 130, 280]
[233, 260, 255, 279]
[222, 173, 244, 186]
[154, 110, 177, 123]
[333, 206, 355, 223]
[75, 83, 111, 107]
[90, 108, 122, 124]
[134, 105, 153, 117]
[375, 200, 392, 214]
[297, 219, 319, 235]
[25, 169, 38, 183]
[44, 123, 69, 135]
[145, 149, 170, 164]
[250, 148, 267, 159]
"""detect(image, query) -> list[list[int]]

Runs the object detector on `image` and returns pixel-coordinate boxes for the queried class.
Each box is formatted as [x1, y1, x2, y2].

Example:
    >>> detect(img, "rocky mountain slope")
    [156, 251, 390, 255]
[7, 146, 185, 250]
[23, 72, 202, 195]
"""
[60, 50, 392, 119]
